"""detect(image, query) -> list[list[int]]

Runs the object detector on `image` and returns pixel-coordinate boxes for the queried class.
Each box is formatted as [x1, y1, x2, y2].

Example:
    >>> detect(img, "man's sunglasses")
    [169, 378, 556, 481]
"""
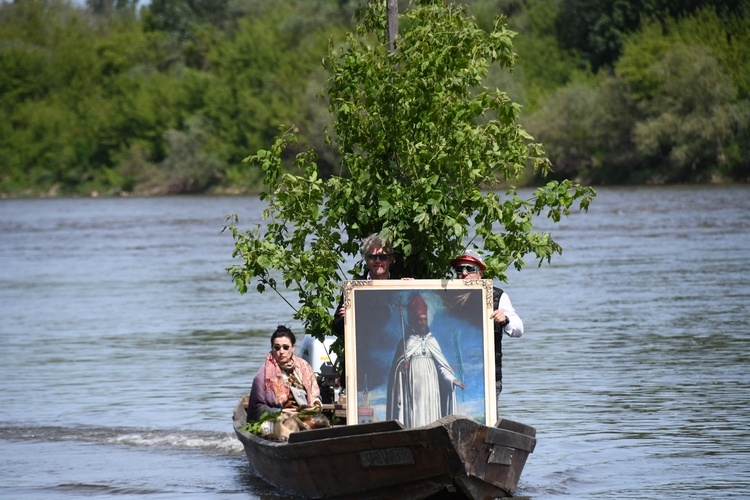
[273, 345, 292, 351]
[366, 253, 392, 262]
[454, 265, 479, 275]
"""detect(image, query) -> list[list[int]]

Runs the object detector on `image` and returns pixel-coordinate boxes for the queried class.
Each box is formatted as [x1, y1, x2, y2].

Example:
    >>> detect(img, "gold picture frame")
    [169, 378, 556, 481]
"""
[343, 279, 496, 427]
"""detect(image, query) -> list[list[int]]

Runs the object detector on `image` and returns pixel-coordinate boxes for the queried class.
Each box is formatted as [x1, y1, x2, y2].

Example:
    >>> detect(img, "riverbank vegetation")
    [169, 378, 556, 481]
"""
[1, 0, 748, 197]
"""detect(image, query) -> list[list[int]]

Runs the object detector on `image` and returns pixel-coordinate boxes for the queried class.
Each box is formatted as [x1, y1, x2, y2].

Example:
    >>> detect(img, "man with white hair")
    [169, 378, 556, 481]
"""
[332, 233, 402, 389]
[450, 249, 524, 394]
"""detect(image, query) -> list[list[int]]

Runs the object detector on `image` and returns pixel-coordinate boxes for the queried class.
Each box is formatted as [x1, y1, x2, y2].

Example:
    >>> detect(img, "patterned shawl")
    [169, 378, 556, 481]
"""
[262, 352, 319, 407]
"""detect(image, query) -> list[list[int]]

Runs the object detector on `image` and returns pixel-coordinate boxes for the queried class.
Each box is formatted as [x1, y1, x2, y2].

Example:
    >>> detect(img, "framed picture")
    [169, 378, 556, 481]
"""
[343, 279, 496, 428]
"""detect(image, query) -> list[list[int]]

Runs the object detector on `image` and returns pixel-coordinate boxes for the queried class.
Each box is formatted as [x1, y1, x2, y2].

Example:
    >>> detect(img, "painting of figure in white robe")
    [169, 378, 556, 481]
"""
[386, 292, 466, 428]
[344, 280, 495, 428]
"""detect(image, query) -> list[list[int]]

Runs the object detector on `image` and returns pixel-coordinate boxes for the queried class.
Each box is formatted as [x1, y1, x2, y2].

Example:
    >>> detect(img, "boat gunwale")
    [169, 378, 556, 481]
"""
[231, 396, 536, 499]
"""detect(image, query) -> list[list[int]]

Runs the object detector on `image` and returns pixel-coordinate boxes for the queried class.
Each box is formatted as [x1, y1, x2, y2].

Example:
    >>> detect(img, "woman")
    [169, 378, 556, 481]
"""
[248, 325, 322, 422]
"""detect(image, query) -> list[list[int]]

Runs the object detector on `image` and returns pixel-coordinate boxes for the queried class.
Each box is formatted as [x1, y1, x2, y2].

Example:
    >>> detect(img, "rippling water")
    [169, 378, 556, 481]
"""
[1, 187, 749, 499]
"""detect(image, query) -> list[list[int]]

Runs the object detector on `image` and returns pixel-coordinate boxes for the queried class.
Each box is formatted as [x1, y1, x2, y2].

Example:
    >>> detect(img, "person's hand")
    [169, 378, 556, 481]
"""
[490, 309, 507, 325]
[299, 402, 322, 411]
[336, 305, 346, 319]
[401, 277, 413, 280]
[453, 380, 465, 389]
[399, 360, 409, 372]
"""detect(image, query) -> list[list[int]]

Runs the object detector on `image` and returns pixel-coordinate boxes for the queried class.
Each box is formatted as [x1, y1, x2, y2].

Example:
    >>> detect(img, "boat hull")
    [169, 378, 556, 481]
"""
[232, 398, 536, 499]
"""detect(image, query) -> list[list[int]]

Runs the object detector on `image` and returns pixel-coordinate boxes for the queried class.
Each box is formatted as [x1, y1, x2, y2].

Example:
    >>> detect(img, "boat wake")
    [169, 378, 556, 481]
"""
[0, 423, 244, 454]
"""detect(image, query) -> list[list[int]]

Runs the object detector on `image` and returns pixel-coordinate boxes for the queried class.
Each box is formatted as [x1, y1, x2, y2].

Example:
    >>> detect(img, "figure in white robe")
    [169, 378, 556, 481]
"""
[386, 293, 464, 428]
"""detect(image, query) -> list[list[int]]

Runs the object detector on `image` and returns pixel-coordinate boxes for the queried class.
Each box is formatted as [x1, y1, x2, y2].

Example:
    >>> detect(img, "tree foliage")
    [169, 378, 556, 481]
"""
[498, 0, 588, 112]
[1, 0, 748, 196]
[555, 0, 748, 71]
[226, 0, 595, 350]
[523, 5, 750, 183]
[0, 0, 343, 196]
[616, 11, 750, 181]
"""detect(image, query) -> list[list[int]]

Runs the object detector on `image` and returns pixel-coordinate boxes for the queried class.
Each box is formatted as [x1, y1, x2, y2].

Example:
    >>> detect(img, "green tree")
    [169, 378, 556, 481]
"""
[200, 5, 339, 178]
[0, 0, 102, 194]
[226, 0, 594, 350]
[0, 0, 191, 195]
[525, 5, 750, 184]
[501, 0, 589, 112]
[142, 0, 249, 69]
[556, 0, 748, 72]
[630, 45, 747, 181]
[616, 10, 750, 181]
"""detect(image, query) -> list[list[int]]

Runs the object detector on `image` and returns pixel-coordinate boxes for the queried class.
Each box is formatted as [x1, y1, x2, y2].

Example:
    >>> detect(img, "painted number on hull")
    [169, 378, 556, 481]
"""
[360, 447, 415, 467]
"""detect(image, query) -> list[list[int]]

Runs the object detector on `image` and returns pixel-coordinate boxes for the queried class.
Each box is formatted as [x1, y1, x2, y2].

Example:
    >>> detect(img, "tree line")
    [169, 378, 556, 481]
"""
[1, 0, 748, 197]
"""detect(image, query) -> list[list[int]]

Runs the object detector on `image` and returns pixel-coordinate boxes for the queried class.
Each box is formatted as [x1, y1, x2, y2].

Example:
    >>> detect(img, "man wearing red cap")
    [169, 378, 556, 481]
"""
[386, 293, 465, 428]
[450, 249, 524, 394]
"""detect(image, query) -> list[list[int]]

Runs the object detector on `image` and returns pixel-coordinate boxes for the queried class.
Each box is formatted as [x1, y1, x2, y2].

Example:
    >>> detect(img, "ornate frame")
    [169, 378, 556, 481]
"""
[343, 279, 496, 427]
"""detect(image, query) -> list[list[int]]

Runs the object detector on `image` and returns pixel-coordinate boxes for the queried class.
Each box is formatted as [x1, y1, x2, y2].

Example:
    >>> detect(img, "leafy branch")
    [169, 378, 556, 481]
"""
[226, 0, 595, 354]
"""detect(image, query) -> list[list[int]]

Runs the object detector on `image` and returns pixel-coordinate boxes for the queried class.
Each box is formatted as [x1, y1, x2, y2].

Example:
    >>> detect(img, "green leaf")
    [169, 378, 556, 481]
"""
[226, 0, 596, 356]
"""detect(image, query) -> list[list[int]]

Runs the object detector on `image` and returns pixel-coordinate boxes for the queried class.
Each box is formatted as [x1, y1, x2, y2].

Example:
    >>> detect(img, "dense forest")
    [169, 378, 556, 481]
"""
[1, 0, 748, 197]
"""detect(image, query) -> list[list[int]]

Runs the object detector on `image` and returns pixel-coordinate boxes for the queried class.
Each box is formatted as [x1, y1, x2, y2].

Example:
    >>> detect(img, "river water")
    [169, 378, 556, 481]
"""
[1, 186, 748, 499]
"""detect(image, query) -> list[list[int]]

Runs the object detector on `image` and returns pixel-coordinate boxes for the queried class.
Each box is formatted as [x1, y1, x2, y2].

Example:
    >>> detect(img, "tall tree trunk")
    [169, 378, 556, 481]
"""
[387, 0, 398, 52]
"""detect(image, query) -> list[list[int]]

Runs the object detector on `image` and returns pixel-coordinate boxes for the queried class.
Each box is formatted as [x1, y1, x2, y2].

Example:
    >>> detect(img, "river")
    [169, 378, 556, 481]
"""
[1, 186, 748, 499]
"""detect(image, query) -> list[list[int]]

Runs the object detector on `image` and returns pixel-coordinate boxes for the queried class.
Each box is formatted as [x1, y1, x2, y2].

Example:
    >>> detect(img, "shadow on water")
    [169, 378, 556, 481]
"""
[233, 462, 301, 499]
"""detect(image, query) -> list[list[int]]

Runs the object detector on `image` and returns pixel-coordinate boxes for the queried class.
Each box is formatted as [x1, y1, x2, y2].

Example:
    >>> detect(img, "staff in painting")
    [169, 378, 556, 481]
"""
[453, 330, 465, 402]
[393, 295, 409, 371]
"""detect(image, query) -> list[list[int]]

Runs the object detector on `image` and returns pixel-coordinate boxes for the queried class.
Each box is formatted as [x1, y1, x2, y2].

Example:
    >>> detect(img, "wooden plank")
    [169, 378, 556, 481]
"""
[484, 427, 537, 452]
[494, 418, 537, 438]
[288, 419, 404, 443]
[487, 445, 515, 466]
[251, 430, 457, 497]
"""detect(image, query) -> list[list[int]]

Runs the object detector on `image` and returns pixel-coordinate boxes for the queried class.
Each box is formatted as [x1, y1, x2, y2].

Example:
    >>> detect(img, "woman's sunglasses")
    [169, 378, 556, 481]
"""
[366, 253, 392, 262]
[454, 265, 479, 275]
[273, 344, 292, 351]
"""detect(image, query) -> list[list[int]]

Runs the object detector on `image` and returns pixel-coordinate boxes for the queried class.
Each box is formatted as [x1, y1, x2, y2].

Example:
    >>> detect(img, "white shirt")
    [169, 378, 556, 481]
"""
[498, 292, 524, 338]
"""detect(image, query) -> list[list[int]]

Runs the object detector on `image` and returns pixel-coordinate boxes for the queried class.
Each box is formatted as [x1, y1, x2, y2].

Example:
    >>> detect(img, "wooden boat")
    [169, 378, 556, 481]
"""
[232, 396, 536, 499]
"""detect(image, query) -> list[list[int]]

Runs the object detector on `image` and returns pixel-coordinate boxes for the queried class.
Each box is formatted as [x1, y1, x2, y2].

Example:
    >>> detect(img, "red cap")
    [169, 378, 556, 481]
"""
[450, 249, 486, 271]
[408, 293, 428, 317]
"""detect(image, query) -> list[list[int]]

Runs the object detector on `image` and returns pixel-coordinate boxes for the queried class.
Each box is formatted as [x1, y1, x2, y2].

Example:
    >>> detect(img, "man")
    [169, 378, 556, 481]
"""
[332, 233, 400, 389]
[332, 233, 396, 336]
[451, 249, 524, 394]
[386, 293, 465, 428]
